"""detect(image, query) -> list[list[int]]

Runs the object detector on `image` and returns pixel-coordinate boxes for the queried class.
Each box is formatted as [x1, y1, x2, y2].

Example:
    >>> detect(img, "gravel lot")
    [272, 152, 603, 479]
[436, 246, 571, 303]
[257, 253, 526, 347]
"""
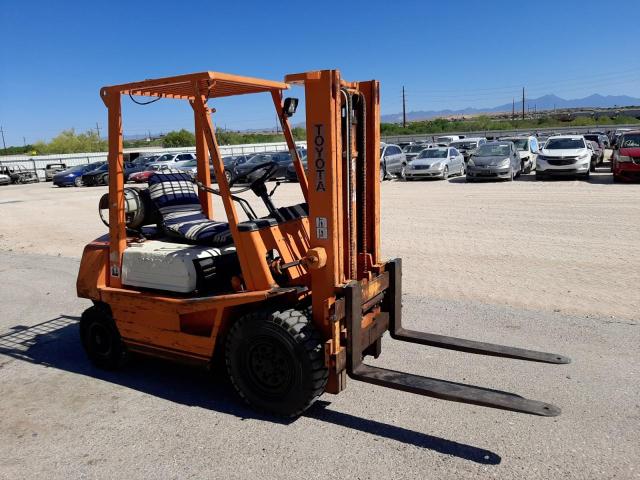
[1, 162, 638, 479]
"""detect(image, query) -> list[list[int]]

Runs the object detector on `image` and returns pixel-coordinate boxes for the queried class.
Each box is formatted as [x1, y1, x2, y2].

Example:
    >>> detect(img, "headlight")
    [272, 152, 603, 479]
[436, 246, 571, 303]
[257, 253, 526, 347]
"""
[577, 152, 590, 160]
[432, 162, 442, 169]
[498, 158, 510, 167]
[468, 158, 475, 166]
[66, 174, 75, 177]
[406, 163, 414, 169]
[618, 155, 632, 163]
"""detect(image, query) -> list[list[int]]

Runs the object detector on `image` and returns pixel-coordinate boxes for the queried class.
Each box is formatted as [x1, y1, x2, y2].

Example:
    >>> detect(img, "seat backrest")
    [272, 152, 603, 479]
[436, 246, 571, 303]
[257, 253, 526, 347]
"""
[148, 170, 201, 214]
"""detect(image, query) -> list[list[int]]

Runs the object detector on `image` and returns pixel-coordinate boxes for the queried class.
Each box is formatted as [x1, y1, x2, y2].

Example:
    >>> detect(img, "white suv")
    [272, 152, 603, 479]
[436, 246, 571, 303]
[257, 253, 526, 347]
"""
[536, 135, 591, 180]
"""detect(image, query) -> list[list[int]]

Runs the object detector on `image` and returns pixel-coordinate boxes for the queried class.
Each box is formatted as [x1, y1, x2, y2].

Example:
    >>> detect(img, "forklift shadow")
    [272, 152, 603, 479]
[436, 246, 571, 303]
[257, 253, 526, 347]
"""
[0, 316, 501, 465]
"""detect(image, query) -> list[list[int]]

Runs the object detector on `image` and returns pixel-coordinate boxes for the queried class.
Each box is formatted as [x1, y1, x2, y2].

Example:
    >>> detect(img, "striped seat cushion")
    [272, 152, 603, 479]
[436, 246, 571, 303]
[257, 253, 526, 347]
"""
[148, 170, 232, 246]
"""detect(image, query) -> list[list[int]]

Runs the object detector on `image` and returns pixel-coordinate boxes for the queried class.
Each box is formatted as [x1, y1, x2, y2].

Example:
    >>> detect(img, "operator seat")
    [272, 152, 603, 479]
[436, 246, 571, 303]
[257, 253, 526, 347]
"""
[148, 170, 233, 246]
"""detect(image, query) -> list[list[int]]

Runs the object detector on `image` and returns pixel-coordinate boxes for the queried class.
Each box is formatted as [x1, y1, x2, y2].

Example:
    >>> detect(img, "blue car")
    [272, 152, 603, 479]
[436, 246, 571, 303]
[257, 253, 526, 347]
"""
[53, 162, 105, 187]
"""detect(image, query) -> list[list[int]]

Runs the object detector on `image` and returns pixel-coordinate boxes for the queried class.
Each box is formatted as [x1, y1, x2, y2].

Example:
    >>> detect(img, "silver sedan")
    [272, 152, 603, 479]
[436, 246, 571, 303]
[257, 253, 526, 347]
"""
[403, 147, 465, 180]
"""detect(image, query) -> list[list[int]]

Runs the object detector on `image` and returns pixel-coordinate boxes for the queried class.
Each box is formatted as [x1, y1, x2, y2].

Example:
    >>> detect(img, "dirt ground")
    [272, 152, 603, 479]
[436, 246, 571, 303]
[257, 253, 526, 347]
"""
[1, 161, 638, 320]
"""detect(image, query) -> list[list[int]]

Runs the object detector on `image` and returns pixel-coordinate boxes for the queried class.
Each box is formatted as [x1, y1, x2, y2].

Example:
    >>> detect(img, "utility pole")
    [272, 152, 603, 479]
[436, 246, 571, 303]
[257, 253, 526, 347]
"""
[0, 126, 6, 152]
[522, 87, 525, 120]
[512, 98, 515, 120]
[23, 137, 26, 147]
[402, 86, 407, 128]
[95, 122, 101, 138]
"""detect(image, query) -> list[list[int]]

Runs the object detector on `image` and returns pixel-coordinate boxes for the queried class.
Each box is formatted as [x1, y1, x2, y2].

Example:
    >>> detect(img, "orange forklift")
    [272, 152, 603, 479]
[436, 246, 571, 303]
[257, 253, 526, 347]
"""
[77, 70, 569, 417]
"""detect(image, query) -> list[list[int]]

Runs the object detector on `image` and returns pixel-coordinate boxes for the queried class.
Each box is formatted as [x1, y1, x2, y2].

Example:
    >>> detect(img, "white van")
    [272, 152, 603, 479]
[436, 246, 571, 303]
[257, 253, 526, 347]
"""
[435, 135, 464, 146]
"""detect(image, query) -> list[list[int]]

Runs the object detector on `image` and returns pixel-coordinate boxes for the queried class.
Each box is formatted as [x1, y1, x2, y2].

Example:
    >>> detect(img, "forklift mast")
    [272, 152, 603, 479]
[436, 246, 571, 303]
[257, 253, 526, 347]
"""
[290, 70, 570, 413]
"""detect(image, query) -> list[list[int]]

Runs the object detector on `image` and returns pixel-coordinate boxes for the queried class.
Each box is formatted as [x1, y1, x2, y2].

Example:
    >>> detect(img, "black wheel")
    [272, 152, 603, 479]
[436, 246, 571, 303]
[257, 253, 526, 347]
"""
[508, 167, 515, 181]
[74, 177, 83, 187]
[460, 163, 466, 176]
[399, 164, 407, 181]
[101, 174, 109, 186]
[442, 166, 449, 180]
[224, 170, 232, 183]
[379, 165, 386, 182]
[589, 161, 596, 172]
[79, 304, 127, 369]
[225, 308, 328, 417]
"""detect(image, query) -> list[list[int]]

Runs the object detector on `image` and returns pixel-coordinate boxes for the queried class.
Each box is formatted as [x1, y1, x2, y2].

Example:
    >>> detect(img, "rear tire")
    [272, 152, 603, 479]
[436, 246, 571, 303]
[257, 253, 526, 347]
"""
[80, 304, 127, 370]
[225, 308, 328, 417]
[101, 174, 109, 186]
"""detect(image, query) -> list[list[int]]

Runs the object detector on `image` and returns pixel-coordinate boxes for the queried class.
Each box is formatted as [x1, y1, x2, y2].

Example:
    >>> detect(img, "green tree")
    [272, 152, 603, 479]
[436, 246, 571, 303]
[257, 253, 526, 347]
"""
[162, 129, 196, 148]
[32, 129, 106, 154]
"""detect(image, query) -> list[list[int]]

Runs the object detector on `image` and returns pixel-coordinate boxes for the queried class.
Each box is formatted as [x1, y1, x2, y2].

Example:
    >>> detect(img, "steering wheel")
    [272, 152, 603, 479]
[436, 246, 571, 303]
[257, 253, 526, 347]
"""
[229, 161, 279, 193]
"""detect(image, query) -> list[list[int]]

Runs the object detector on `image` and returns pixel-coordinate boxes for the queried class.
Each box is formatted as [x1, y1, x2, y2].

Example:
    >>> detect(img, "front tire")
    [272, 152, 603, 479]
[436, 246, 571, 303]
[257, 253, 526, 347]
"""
[442, 166, 449, 180]
[74, 177, 83, 187]
[399, 164, 407, 181]
[80, 305, 127, 370]
[225, 308, 328, 417]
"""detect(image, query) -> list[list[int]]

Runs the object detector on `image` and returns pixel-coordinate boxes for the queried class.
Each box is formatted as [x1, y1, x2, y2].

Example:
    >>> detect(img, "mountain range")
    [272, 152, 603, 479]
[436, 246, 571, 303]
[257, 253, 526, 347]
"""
[381, 94, 640, 123]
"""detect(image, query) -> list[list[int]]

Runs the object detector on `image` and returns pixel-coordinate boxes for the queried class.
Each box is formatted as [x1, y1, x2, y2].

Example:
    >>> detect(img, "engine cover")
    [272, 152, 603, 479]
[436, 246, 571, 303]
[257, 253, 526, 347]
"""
[121, 240, 238, 293]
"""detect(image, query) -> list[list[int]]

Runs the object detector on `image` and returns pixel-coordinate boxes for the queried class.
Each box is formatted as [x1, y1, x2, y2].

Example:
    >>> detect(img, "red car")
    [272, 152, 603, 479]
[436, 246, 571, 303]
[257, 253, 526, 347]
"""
[612, 130, 640, 182]
[128, 170, 155, 183]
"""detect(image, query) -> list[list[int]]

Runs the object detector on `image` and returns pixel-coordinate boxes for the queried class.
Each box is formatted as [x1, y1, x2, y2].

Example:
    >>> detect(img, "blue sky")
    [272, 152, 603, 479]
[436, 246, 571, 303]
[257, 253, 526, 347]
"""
[1, 0, 639, 146]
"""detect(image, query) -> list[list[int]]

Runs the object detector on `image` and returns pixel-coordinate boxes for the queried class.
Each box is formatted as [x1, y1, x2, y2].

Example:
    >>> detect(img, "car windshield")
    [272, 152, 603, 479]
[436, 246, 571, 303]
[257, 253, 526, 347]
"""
[451, 141, 477, 149]
[416, 148, 447, 159]
[504, 138, 528, 150]
[156, 154, 175, 162]
[405, 145, 425, 153]
[475, 144, 511, 156]
[247, 154, 272, 164]
[545, 138, 585, 149]
[621, 134, 640, 148]
[583, 135, 599, 142]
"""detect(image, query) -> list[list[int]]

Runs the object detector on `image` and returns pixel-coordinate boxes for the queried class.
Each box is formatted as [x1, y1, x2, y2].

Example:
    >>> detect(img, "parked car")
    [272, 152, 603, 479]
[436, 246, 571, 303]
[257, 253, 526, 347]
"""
[81, 163, 110, 186]
[449, 137, 487, 163]
[233, 152, 290, 183]
[403, 144, 430, 162]
[435, 135, 464, 146]
[0, 164, 38, 184]
[611, 130, 640, 182]
[536, 135, 592, 180]
[0, 173, 10, 186]
[44, 163, 67, 181]
[149, 152, 196, 167]
[285, 156, 308, 182]
[499, 136, 539, 173]
[586, 140, 604, 170]
[583, 134, 606, 167]
[128, 164, 172, 183]
[380, 143, 405, 180]
[466, 141, 521, 182]
[404, 146, 465, 180]
[53, 161, 105, 187]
